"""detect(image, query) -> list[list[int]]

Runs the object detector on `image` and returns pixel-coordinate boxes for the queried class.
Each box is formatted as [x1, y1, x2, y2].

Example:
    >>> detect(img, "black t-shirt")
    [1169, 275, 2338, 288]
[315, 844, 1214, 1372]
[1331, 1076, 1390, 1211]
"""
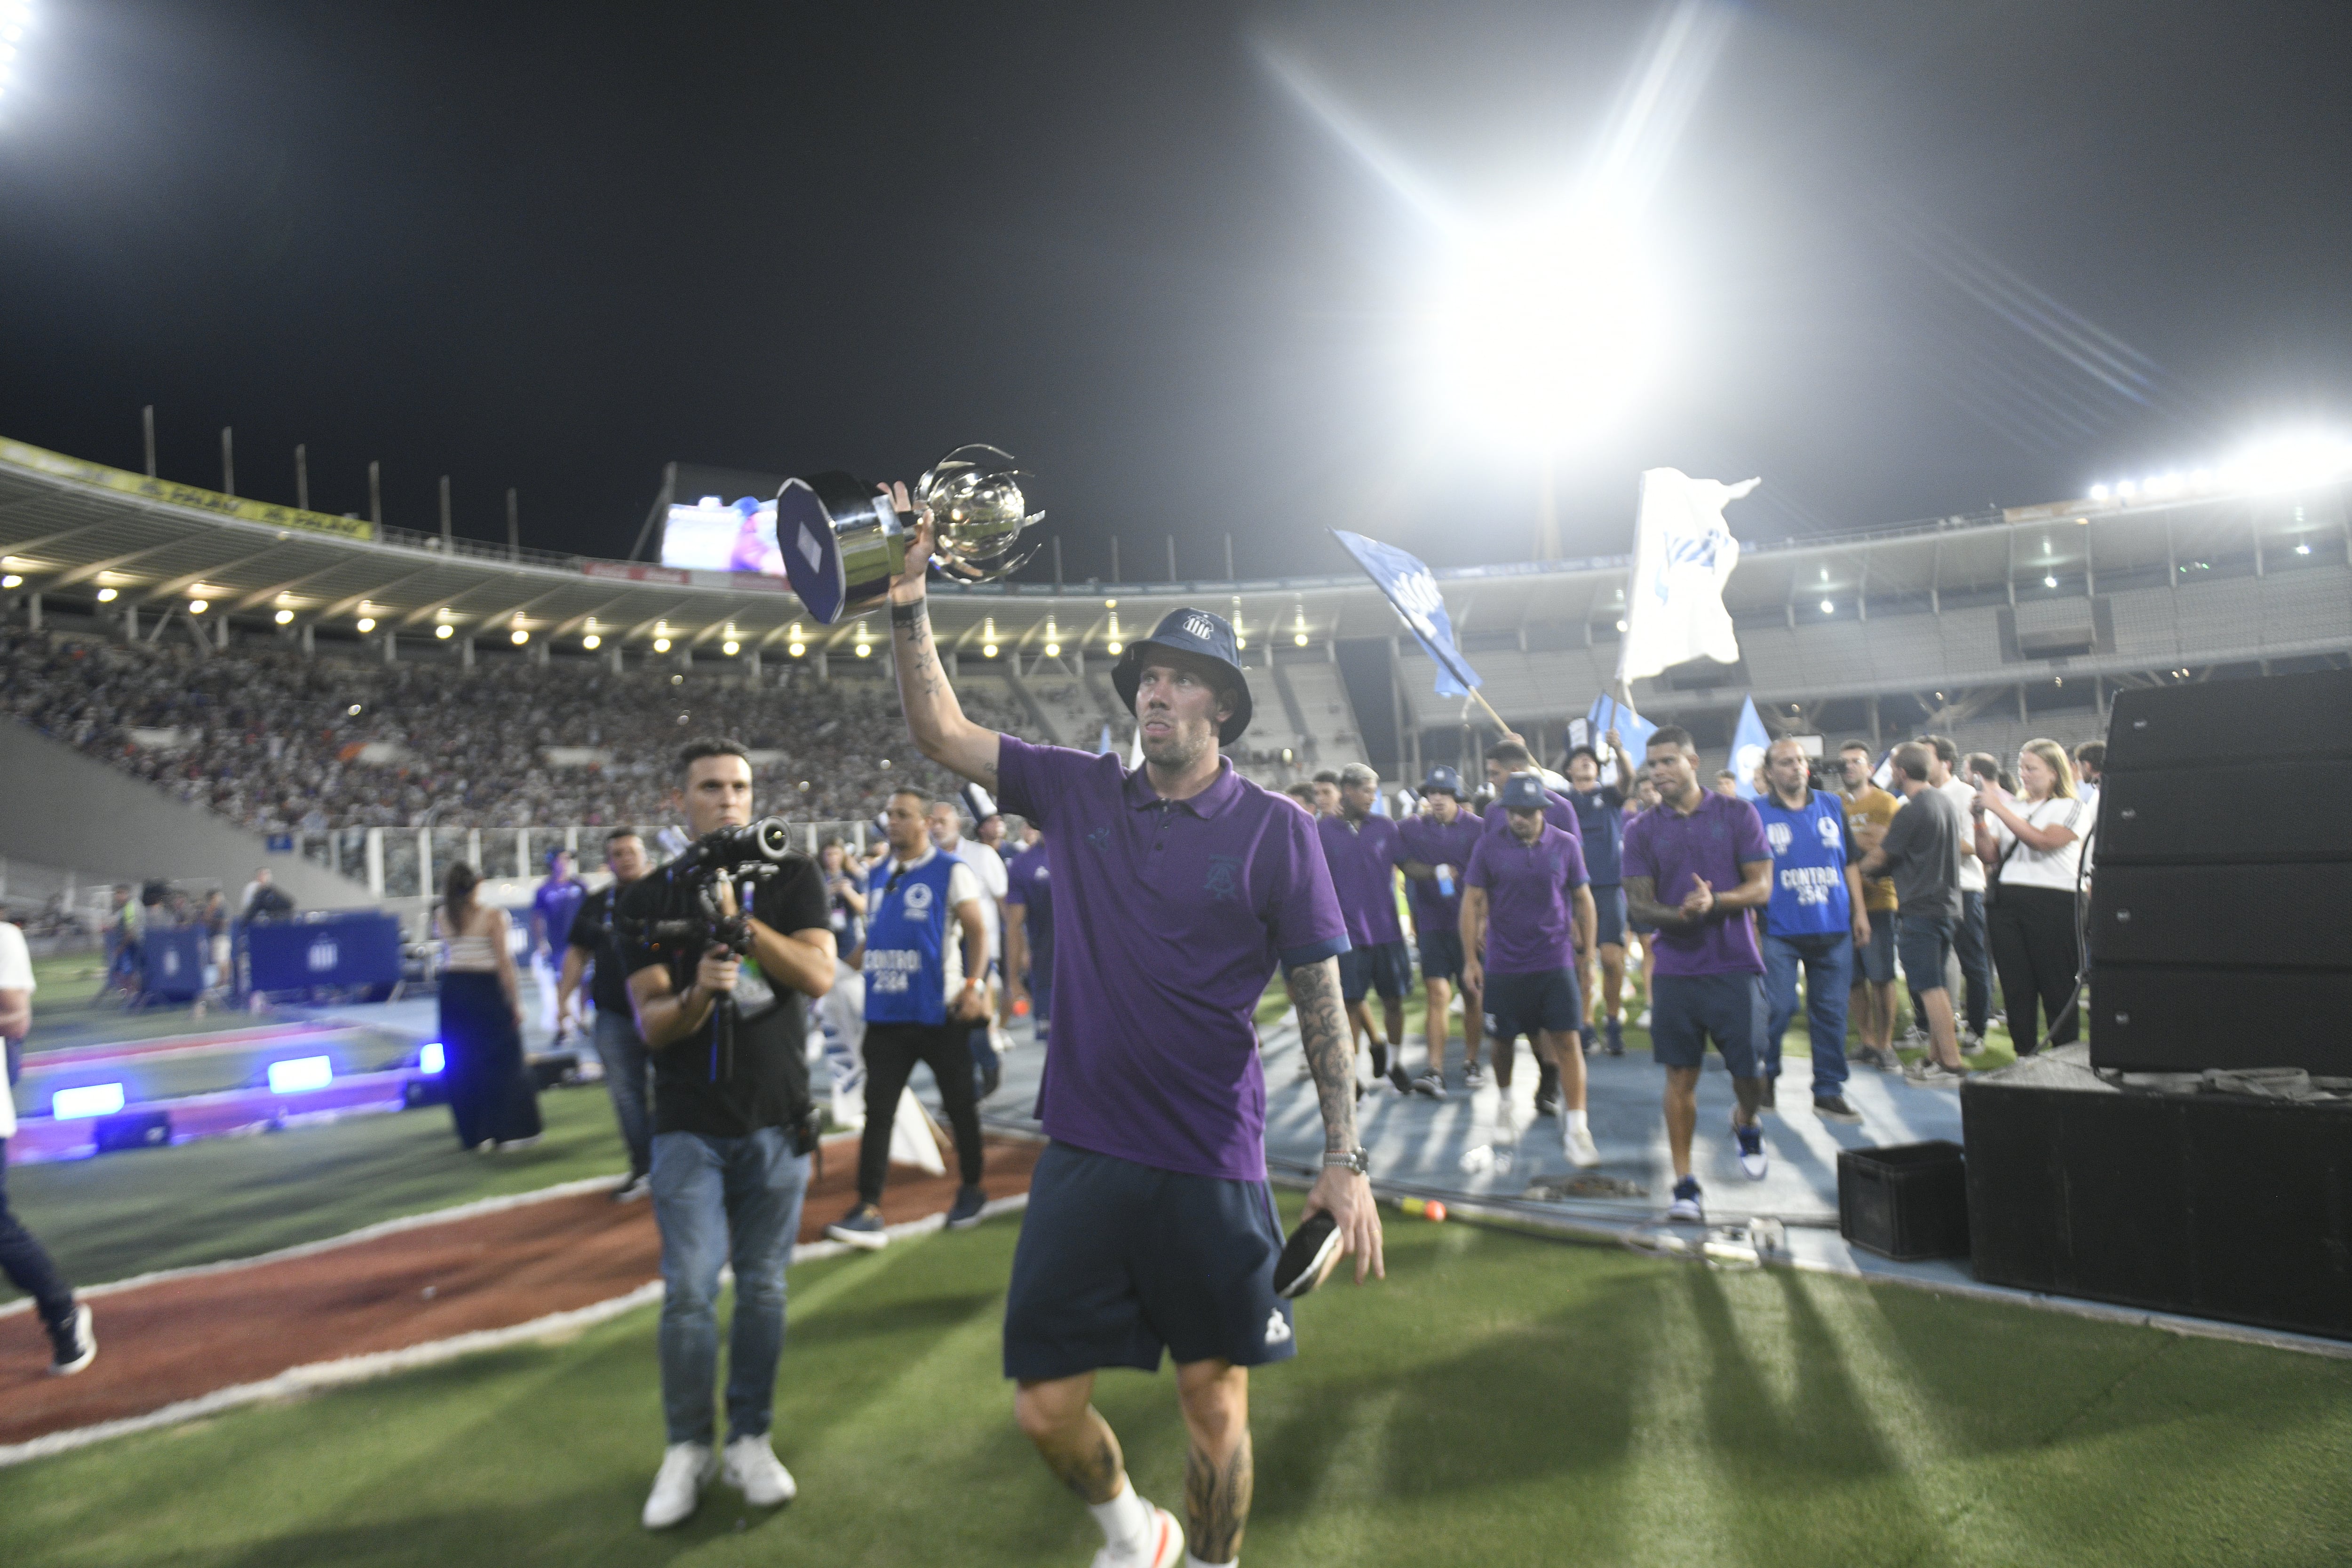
[616, 855, 832, 1139]
[564, 884, 636, 1015]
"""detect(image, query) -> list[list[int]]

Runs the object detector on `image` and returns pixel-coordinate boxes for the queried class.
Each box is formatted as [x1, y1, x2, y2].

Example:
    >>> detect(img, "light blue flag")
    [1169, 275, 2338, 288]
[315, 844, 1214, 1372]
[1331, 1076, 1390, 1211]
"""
[1730, 695, 1772, 801]
[1097, 721, 1114, 756]
[1585, 694, 1659, 784]
[1327, 529, 1481, 698]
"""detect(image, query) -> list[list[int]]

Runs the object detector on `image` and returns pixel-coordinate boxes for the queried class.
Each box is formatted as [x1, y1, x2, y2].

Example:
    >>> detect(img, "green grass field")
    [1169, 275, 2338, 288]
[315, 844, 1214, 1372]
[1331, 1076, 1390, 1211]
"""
[5, 1180, 2347, 1568]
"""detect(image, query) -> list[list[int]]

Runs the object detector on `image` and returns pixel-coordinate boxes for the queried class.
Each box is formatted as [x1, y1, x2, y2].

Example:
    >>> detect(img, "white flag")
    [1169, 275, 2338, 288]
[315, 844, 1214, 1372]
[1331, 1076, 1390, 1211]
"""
[1617, 468, 1758, 684]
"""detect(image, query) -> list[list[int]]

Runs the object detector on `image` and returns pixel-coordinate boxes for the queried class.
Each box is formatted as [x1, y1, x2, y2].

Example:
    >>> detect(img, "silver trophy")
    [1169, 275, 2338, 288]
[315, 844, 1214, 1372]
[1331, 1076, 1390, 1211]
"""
[776, 443, 1043, 623]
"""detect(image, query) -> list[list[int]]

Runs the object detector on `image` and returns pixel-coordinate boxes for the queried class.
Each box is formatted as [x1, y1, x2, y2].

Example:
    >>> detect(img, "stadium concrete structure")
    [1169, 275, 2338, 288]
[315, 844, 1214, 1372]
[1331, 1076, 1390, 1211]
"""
[2, 431, 2347, 905]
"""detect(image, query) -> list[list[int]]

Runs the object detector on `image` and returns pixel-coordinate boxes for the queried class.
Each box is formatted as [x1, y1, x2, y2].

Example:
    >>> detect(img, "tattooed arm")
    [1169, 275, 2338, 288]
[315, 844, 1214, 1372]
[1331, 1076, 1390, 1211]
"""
[882, 483, 1002, 787]
[1285, 955, 1385, 1283]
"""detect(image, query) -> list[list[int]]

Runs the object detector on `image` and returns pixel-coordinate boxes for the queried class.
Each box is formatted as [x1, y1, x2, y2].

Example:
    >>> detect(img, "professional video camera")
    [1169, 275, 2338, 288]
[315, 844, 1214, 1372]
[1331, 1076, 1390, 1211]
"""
[623, 818, 809, 1082]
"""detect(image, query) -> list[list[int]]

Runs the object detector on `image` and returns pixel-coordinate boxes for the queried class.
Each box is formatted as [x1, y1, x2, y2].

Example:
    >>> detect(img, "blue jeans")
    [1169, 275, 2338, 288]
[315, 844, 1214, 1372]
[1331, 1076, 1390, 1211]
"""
[0, 1140, 77, 1336]
[1762, 931, 1853, 1098]
[650, 1128, 810, 1447]
[591, 1008, 653, 1178]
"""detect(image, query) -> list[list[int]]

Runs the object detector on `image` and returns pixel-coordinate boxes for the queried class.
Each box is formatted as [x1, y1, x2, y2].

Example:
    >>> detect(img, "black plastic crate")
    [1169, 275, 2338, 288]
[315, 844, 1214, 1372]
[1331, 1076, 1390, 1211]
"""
[1838, 1140, 1970, 1262]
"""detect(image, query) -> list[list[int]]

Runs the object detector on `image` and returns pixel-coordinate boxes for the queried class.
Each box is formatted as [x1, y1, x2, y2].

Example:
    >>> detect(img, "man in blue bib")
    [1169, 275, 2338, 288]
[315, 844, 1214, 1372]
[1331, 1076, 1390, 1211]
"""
[1753, 739, 1869, 1122]
[825, 787, 993, 1248]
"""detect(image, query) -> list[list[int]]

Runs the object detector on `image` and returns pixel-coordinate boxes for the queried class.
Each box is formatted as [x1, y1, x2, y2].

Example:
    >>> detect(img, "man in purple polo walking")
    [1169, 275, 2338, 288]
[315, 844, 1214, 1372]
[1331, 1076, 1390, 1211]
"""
[882, 492, 1381, 1568]
[1622, 725, 1775, 1224]
[1318, 763, 1412, 1093]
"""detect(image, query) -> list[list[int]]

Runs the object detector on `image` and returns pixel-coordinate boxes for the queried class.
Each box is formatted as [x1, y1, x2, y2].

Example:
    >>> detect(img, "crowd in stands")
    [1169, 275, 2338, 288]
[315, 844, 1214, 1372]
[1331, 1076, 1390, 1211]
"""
[0, 628, 1024, 835]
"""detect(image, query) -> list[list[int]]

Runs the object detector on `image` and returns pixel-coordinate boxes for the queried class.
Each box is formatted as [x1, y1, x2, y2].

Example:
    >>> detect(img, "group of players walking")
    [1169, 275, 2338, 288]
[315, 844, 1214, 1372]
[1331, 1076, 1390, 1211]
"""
[394, 476, 2095, 1566]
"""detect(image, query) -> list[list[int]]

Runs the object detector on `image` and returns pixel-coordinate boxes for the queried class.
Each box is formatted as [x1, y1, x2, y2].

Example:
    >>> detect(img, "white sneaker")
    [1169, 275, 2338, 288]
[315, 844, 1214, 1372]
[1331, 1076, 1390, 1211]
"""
[641, 1442, 716, 1530]
[48, 1303, 96, 1377]
[1092, 1503, 1185, 1568]
[1563, 1121, 1601, 1169]
[722, 1433, 797, 1507]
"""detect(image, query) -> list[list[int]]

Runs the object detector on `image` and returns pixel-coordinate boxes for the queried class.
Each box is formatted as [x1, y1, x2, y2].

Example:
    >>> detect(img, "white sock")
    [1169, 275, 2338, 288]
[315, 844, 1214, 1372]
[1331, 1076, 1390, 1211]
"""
[1565, 1108, 1589, 1137]
[1089, 1476, 1152, 1553]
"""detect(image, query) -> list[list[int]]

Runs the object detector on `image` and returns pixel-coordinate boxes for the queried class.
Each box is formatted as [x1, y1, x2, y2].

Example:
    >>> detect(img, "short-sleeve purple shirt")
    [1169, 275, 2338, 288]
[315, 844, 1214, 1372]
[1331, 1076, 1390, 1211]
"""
[1621, 790, 1771, 976]
[1397, 813, 1478, 933]
[993, 736, 1349, 1181]
[1464, 822, 1590, 975]
[1316, 812, 1406, 948]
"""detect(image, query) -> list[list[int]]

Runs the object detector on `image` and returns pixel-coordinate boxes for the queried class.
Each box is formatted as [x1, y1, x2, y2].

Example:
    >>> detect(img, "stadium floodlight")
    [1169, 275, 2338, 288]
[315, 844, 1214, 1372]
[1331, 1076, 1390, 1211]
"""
[419, 1042, 445, 1075]
[356, 616, 375, 633]
[347, 703, 362, 715]
[652, 636, 670, 653]
[1425, 201, 1669, 447]
[95, 586, 117, 601]
[2088, 484, 2110, 501]
[510, 628, 528, 645]
[266, 1055, 334, 1094]
[1, 573, 19, 588]
[787, 639, 805, 656]
[54, 1082, 127, 1120]
[722, 639, 739, 655]
[274, 608, 294, 624]
[983, 615, 998, 657]
[1819, 598, 1834, 614]
[434, 623, 454, 640]
[2043, 575, 2058, 588]
[188, 598, 207, 614]
[582, 633, 600, 650]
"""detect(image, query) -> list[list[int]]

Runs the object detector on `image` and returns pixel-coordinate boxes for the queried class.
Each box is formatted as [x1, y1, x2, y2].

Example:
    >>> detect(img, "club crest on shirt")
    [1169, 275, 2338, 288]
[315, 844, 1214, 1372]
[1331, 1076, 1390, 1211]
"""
[1086, 826, 1112, 852]
[1204, 854, 1242, 902]
[902, 881, 935, 914]
[1766, 821, 1792, 854]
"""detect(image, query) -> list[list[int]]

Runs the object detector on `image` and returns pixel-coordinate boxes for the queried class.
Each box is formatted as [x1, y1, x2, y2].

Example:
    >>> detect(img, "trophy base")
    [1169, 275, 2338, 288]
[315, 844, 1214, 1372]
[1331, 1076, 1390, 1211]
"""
[776, 471, 907, 625]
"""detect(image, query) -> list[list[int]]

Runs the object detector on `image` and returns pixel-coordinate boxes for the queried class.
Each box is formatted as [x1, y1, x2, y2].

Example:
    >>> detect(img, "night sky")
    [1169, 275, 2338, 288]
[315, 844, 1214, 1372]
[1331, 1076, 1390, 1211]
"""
[1, 0, 2345, 580]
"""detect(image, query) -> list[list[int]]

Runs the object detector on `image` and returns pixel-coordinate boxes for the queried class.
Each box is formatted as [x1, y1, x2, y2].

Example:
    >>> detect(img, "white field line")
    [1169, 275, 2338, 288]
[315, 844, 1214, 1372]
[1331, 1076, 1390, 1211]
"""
[0, 1192, 1028, 1470]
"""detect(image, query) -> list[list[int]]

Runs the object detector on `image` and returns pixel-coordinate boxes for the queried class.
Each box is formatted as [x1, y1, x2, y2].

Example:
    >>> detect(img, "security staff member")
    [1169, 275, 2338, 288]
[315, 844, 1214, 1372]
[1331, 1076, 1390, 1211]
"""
[825, 787, 992, 1249]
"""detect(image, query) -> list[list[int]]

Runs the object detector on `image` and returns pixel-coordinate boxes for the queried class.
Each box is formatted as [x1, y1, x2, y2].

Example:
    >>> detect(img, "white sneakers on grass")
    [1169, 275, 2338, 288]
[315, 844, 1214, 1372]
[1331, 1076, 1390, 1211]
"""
[642, 1435, 797, 1529]
[642, 1442, 717, 1530]
[723, 1434, 798, 1506]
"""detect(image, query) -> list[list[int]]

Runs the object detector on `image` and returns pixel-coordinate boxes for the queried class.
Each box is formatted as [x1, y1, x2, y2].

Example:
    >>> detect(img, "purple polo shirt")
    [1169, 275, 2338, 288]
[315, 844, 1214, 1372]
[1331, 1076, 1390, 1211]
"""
[1621, 790, 1771, 976]
[1316, 812, 1406, 948]
[1464, 822, 1590, 975]
[1397, 813, 1478, 933]
[994, 736, 1349, 1181]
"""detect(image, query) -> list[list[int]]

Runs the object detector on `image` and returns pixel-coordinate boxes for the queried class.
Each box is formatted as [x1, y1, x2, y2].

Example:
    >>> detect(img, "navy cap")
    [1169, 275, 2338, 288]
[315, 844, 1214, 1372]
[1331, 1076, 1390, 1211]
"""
[1499, 771, 1549, 811]
[1112, 607, 1254, 746]
[1420, 764, 1464, 796]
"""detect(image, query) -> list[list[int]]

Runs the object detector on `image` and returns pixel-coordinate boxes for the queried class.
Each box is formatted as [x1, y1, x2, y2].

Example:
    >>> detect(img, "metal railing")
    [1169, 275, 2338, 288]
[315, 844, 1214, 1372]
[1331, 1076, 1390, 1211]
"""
[294, 820, 883, 899]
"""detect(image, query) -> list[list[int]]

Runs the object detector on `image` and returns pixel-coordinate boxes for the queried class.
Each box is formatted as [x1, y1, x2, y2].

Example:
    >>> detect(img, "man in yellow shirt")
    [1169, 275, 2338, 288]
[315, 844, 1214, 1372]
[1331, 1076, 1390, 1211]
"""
[1837, 742, 1902, 1072]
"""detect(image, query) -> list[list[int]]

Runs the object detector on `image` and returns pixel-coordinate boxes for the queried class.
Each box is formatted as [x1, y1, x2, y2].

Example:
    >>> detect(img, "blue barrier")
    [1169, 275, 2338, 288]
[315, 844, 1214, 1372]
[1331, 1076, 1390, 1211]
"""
[246, 912, 405, 993]
[140, 927, 209, 1001]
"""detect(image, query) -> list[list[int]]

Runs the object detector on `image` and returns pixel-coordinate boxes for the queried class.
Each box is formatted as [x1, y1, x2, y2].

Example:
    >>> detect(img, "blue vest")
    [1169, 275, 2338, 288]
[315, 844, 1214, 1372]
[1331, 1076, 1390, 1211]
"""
[1755, 790, 1851, 938]
[863, 852, 959, 1026]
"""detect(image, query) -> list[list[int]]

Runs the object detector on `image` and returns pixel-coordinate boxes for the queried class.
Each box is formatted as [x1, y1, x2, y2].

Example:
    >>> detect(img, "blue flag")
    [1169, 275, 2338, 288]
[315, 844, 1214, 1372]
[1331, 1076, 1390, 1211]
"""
[1328, 529, 1481, 698]
[1584, 694, 1659, 784]
[1730, 695, 1772, 801]
[1097, 721, 1114, 756]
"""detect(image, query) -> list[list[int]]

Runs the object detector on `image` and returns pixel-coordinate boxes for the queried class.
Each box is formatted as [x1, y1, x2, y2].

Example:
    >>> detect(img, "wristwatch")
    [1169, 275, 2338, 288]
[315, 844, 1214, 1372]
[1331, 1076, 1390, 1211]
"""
[1323, 1146, 1370, 1176]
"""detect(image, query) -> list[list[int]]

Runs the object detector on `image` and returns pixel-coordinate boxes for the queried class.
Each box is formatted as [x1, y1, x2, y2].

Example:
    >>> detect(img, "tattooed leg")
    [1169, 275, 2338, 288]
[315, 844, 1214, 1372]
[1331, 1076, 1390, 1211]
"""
[1177, 1360, 1252, 1563]
[1015, 1374, 1125, 1504]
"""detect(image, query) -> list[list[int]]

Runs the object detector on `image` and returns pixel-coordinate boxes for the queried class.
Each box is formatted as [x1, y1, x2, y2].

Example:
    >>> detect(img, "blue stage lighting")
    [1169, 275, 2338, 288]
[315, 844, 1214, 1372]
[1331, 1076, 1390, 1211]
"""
[267, 1055, 334, 1094]
[54, 1082, 126, 1119]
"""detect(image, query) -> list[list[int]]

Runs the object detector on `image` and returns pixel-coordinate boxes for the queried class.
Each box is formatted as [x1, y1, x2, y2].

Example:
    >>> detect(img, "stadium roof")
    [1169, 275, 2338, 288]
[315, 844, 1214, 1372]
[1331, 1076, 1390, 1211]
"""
[1, 434, 2343, 662]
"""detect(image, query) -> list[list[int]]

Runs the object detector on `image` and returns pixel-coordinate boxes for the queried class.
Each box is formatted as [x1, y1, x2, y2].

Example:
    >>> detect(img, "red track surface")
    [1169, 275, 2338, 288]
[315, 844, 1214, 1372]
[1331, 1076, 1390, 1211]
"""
[0, 1135, 1040, 1448]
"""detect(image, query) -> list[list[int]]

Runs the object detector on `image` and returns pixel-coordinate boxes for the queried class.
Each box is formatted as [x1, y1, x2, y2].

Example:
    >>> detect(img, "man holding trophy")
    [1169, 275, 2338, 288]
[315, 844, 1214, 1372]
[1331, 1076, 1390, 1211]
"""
[797, 457, 1380, 1568]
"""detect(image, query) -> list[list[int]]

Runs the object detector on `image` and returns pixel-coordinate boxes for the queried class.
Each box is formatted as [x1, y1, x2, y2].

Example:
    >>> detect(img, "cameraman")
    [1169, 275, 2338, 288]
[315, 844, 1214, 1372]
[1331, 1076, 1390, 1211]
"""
[621, 739, 835, 1531]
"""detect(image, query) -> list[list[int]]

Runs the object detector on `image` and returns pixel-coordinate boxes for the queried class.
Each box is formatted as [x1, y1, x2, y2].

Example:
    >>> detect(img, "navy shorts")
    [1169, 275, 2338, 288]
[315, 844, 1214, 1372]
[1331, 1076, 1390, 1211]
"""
[1590, 885, 1627, 949]
[1852, 914, 1897, 984]
[1480, 968, 1581, 1042]
[1896, 911, 1954, 994]
[1338, 939, 1412, 1003]
[1650, 972, 1764, 1077]
[1004, 1142, 1296, 1381]
[1416, 927, 1465, 983]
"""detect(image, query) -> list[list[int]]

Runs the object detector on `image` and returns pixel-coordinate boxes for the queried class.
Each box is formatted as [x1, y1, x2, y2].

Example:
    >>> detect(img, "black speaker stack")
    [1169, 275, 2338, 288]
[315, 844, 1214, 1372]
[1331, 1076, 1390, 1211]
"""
[2089, 665, 2352, 1074]
[1962, 668, 2352, 1342]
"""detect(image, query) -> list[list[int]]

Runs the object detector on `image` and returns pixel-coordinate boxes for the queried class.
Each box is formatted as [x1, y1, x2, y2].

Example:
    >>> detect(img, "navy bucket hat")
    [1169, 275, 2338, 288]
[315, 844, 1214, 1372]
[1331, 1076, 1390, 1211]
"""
[1499, 772, 1550, 811]
[1111, 607, 1254, 746]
